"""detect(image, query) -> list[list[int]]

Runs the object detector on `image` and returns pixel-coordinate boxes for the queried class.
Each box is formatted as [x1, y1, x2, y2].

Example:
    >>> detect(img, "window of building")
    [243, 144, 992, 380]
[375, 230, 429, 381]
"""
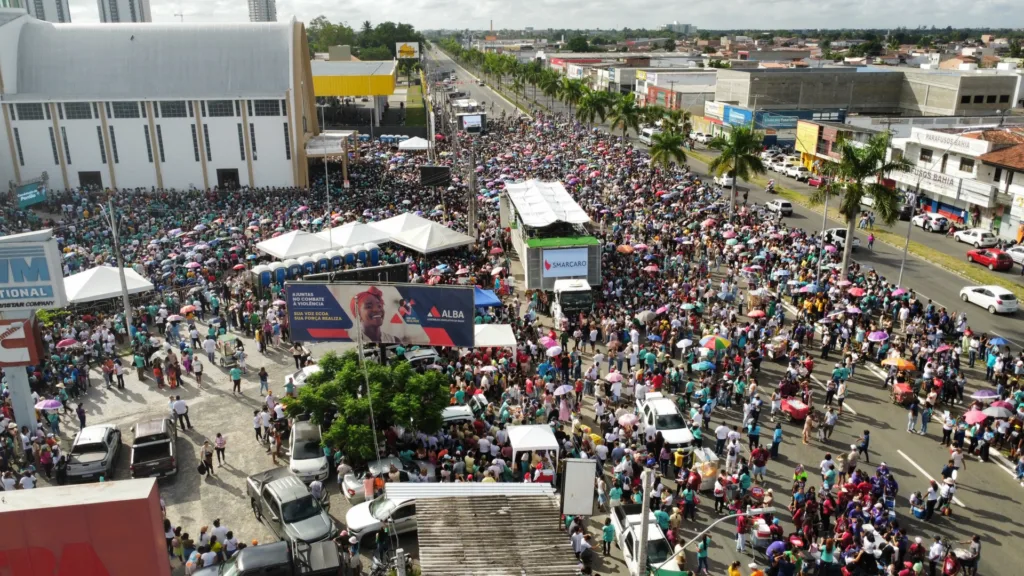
[14, 103, 44, 121]
[48, 127, 59, 165]
[237, 123, 246, 161]
[816, 140, 829, 155]
[960, 95, 971, 104]
[141, 102, 147, 118]
[108, 126, 119, 163]
[891, 148, 904, 162]
[203, 124, 212, 161]
[973, 95, 983, 104]
[58, 103, 64, 120]
[189, 101, 194, 117]
[156, 125, 166, 163]
[13, 128, 23, 166]
[8, 104, 15, 121]
[994, 167, 1003, 183]
[207, 100, 234, 117]
[253, 100, 281, 117]
[105, 102, 112, 118]
[247, 100, 253, 117]
[281, 99, 287, 116]
[44, 104, 50, 120]
[919, 148, 933, 163]
[92, 103, 98, 118]
[1000, 95, 1010, 103]
[190, 125, 200, 162]
[144, 125, 153, 163]
[159, 101, 187, 118]
[112, 102, 140, 119]
[61, 127, 71, 165]
[283, 122, 291, 160]
[250, 123, 258, 161]
[201, 101, 207, 116]
[97, 126, 107, 164]
[986, 95, 997, 104]
[959, 158, 975, 173]
[64, 102, 92, 120]
[234, 101, 241, 117]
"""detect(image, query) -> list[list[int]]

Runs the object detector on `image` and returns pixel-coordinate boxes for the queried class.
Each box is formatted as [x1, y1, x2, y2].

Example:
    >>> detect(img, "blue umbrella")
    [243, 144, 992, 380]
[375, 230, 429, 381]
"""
[691, 361, 714, 371]
[648, 334, 662, 342]
[990, 337, 1009, 346]
[246, 254, 257, 260]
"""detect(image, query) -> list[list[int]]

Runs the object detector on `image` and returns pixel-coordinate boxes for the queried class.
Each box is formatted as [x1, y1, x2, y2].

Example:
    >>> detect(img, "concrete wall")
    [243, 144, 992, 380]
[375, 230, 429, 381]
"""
[954, 75, 1019, 114]
[9, 113, 61, 188]
[714, 69, 903, 113]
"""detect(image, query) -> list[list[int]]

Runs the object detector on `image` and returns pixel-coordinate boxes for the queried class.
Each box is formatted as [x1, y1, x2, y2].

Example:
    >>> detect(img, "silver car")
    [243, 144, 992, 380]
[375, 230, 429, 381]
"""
[341, 457, 435, 503]
[67, 424, 121, 482]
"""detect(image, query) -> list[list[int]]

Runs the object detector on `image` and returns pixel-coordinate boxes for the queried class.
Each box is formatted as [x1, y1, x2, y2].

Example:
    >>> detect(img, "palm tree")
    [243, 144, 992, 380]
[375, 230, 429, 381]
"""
[576, 88, 611, 128]
[707, 126, 766, 213]
[539, 70, 560, 109]
[640, 105, 666, 129]
[648, 130, 688, 180]
[662, 109, 692, 137]
[810, 133, 911, 273]
[608, 93, 641, 142]
[558, 78, 586, 118]
[511, 75, 526, 107]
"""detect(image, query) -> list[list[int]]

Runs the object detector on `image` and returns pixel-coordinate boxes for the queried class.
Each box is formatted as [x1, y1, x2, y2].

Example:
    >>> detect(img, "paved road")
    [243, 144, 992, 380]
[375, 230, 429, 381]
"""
[424, 47, 528, 119]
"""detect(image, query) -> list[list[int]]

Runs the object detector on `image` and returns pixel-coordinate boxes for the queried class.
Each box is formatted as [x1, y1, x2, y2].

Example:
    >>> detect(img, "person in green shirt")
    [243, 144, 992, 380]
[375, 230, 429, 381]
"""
[653, 507, 670, 531]
[229, 366, 242, 394]
[454, 387, 466, 405]
[684, 380, 696, 407]
[133, 353, 146, 380]
[609, 483, 624, 506]
[601, 518, 615, 556]
[681, 486, 697, 521]
[696, 535, 710, 575]
[284, 377, 295, 397]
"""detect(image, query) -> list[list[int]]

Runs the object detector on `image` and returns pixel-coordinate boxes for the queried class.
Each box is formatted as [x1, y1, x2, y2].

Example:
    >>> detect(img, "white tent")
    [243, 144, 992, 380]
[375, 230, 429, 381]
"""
[64, 266, 155, 304]
[315, 222, 390, 250]
[508, 424, 560, 464]
[389, 223, 475, 254]
[504, 179, 590, 228]
[474, 324, 516, 349]
[255, 230, 331, 259]
[368, 212, 436, 236]
[397, 136, 429, 151]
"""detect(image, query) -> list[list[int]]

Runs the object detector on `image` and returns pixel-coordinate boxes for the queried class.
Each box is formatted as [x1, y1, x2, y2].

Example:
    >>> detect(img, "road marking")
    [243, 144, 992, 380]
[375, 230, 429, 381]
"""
[988, 330, 1024, 349]
[897, 449, 964, 506]
[989, 451, 1019, 480]
[809, 375, 857, 415]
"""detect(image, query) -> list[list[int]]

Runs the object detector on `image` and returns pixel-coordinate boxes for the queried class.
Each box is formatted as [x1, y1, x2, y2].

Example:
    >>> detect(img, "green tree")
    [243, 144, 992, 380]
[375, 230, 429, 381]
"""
[648, 130, 688, 175]
[566, 36, 591, 52]
[707, 126, 766, 213]
[607, 93, 641, 141]
[1010, 39, 1023, 58]
[810, 133, 911, 274]
[640, 104, 666, 127]
[359, 46, 394, 61]
[558, 77, 586, 117]
[306, 16, 356, 57]
[284, 351, 450, 464]
[576, 88, 612, 128]
[539, 70, 561, 109]
[662, 38, 676, 51]
[662, 109, 692, 136]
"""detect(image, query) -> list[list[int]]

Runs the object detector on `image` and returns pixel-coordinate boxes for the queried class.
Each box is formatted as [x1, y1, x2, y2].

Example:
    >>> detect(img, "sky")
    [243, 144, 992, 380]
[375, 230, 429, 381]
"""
[66, 0, 1024, 29]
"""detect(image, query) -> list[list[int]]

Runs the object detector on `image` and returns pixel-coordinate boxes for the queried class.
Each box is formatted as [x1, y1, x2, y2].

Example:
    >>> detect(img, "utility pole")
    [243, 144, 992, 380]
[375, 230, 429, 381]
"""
[104, 198, 134, 340]
[816, 187, 829, 285]
[467, 140, 478, 236]
[637, 469, 653, 575]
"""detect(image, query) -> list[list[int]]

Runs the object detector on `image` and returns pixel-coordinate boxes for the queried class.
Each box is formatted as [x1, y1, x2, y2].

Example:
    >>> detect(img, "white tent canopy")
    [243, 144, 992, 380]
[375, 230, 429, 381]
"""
[64, 266, 155, 304]
[389, 223, 475, 255]
[315, 222, 390, 250]
[255, 230, 331, 259]
[504, 179, 590, 228]
[474, 324, 517, 349]
[397, 136, 429, 151]
[368, 212, 436, 236]
[508, 424, 560, 464]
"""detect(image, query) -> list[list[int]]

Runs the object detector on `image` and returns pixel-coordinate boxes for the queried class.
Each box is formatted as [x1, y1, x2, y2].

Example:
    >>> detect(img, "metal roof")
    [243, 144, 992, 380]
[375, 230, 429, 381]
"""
[310, 60, 397, 77]
[503, 180, 590, 228]
[415, 494, 578, 576]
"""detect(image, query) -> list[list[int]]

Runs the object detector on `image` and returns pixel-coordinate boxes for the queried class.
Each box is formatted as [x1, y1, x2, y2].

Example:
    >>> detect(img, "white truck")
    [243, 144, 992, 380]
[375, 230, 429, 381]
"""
[549, 279, 594, 328]
[610, 503, 675, 576]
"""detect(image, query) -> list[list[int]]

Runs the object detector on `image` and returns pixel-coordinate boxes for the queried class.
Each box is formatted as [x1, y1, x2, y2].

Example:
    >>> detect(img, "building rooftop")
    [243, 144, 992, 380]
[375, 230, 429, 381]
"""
[309, 60, 397, 77]
[979, 143, 1024, 171]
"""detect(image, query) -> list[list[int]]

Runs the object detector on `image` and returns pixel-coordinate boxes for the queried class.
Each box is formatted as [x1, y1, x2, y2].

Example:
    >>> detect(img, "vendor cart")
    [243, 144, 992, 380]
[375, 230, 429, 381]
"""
[690, 448, 720, 491]
[766, 335, 790, 361]
[891, 382, 915, 407]
[780, 397, 810, 422]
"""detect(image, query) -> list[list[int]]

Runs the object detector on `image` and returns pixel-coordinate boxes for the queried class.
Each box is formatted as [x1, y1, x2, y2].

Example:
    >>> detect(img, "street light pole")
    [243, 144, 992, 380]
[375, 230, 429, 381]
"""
[816, 187, 829, 285]
[653, 506, 777, 573]
[318, 103, 333, 250]
[103, 198, 133, 341]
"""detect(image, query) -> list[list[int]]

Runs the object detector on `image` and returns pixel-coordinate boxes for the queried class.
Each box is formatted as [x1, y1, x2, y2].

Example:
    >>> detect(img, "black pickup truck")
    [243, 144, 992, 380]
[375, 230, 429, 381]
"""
[129, 418, 178, 479]
[193, 540, 340, 576]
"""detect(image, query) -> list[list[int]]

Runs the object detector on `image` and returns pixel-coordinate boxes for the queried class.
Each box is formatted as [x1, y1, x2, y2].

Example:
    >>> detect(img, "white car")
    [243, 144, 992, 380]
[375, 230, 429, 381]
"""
[340, 457, 435, 503]
[1004, 244, 1024, 266]
[714, 174, 734, 187]
[785, 165, 811, 181]
[911, 213, 949, 233]
[774, 161, 795, 174]
[636, 393, 694, 452]
[960, 285, 1019, 314]
[346, 494, 419, 543]
[690, 132, 711, 144]
[288, 420, 329, 483]
[765, 199, 793, 216]
[953, 228, 997, 248]
[824, 228, 860, 251]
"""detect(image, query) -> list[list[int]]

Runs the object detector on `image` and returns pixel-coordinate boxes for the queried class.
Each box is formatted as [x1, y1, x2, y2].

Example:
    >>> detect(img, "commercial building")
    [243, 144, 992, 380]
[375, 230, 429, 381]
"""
[97, 0, 150, 23]
[889, 126, 1024, 238]
[247, 0, 276, 23]
[663, 22, 696, 35]
[1, 0, 68, 21]
[794, 119, 880, 171]
[979, 140, 1024, 241]
[0, 11, 324, 191]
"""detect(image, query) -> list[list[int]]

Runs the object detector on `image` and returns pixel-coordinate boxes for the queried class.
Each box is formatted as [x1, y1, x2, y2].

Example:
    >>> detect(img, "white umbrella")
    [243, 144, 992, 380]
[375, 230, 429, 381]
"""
[546, 346, 563, 357]
[479, 366, 497, 373]
[606, 372, 623, 383]
[676, 338, 693, 349]
[554, 384, 574, 396]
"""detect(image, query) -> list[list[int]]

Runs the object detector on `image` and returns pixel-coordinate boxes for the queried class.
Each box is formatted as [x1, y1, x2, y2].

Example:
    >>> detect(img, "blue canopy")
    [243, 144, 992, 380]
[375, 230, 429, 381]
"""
[474, 288, 501, 308]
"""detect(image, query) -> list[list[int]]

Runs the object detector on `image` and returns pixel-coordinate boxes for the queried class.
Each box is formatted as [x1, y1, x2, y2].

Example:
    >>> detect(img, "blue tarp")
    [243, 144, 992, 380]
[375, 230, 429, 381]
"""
[474, 287, 501, 308]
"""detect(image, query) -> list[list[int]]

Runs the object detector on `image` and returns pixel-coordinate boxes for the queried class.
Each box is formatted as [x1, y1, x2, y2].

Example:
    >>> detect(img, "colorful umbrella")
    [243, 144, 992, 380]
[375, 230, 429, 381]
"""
[748, 310, 766, 318]
[867, 331, 889, 342]
[56, 338, 79, 349]
[700, 335, 731, 351]
[963, 409, 990, 425]
[881, 357, 916, 371]
[848, 287, 866, 297]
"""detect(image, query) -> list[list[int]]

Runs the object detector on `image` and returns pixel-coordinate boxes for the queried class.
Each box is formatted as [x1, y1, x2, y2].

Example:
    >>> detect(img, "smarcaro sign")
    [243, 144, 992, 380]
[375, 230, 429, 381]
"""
[0, 230, 67, 310]
[542, 247, 589, 278]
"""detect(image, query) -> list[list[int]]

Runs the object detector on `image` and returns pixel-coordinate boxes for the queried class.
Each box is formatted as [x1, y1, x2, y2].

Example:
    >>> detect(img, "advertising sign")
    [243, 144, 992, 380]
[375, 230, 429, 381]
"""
[16, 183, 47, 209]
[723, 105, 752, 127]
[396, 42, 420, 59]
[636, 70, 648, 81]
[0, 229, 67, 310]
[0, 318, 41, 367]
[704, 101, 724, 120]
[461, 114, 482, 129]
[542, 247, 588, 278]
[910, 127, 991, 157]
[286, 283, 475, 347]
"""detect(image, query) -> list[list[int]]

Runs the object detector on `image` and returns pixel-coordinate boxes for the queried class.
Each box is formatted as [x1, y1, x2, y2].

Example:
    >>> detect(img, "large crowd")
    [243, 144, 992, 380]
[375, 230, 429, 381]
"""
[1, 107, 1018, 576]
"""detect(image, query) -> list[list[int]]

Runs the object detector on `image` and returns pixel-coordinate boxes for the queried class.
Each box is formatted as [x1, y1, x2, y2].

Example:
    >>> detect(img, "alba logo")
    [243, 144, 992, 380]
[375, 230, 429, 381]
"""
[428, 307, 465, 319]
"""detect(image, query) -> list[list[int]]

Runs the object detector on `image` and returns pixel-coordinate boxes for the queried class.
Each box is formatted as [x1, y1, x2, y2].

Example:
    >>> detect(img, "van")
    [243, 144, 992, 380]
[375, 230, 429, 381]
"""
[639, 127, 661, 145]
[403, 348, 441, 369]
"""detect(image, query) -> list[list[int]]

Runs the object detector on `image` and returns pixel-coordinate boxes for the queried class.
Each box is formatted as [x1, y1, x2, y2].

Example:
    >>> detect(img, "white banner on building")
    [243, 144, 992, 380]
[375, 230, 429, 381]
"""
[542, 247, 588, 278]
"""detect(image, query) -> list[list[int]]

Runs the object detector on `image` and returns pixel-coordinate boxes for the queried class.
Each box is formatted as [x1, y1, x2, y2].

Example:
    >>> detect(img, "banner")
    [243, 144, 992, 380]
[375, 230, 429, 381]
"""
[0, 229, 67, 310]
[542, 247, 588, 278]
[286, 283, 475, 347]
[396, 42, 420, 59]
[16, 183, 46, 209]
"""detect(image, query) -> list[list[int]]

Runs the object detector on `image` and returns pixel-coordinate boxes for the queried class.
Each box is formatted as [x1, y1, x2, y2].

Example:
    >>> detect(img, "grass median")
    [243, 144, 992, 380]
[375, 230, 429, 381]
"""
[686, 150, 1024, 301]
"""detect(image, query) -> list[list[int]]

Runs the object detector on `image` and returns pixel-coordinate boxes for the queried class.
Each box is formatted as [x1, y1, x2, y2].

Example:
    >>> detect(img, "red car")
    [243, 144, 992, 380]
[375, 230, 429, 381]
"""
[807, 176, 827, 188]
[967, 248, 1014, 271]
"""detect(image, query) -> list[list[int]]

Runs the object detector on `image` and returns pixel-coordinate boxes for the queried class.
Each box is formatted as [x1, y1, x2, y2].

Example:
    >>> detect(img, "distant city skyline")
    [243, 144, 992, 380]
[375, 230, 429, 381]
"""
[58, 0, 1024, 29]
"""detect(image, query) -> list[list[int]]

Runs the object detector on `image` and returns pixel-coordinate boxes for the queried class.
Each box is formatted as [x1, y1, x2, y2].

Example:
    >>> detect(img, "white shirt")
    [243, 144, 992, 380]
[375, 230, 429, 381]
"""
[172, 400, 188, 415]
[19, 476, 36, 489]
[2, 476, 16, 491]
[253, 415, 262, 429]
[261, 412, 272, 427]
[211, 525, 229, 542]
[928, 542, 944, 561]
[274, 404, 285, 419]
[200, 552, 218, 567]
[715, 424, 730, 440]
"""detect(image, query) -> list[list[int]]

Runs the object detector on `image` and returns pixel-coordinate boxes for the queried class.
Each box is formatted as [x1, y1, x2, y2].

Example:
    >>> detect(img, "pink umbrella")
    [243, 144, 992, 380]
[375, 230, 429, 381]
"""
[824, 244, 838, 253]
[701, 218, 716, 228]
[723, 231, 737, 239]
[991, 400, 1015, 410]
[848, 287, 866, 297]
[837, 280, 852, 287]
[539, 336, 557, 348]
[846, 306, 862, 314]
[606, 372, 624, 383]
[892, 288, 907, 296]
[749, 310, 766, 318]
[655, 306, 669, 314]
[296, 205, 309, 213]
[56, 338, 79, 349]
[935, 344, 952, 353]
[867, 331, 888, 342]
[643, 265, 659, 272]
[634, 244, 648, 250]
[964, 409, 990, 425]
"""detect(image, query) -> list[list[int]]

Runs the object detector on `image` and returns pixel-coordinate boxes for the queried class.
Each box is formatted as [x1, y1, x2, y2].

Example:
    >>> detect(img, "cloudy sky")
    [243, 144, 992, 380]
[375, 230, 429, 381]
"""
[67, 0, 1023, 29]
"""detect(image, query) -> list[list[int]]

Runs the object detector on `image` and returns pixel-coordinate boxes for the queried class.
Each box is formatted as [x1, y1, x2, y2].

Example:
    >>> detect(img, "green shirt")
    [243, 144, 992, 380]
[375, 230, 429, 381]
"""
[230, 367, 242, 381]
[653, 509, 670, 530]
[697, 540, 709, 558]
[602, 524, 615, 543]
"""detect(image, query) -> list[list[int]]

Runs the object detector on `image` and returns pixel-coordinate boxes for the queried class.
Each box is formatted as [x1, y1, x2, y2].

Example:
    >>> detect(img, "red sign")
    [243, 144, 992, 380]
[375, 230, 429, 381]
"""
[0, 319, 40, 367]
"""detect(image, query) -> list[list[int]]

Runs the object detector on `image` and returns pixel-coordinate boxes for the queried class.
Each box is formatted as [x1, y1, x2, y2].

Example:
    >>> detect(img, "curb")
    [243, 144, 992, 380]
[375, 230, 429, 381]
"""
[438, 50, 533, 121]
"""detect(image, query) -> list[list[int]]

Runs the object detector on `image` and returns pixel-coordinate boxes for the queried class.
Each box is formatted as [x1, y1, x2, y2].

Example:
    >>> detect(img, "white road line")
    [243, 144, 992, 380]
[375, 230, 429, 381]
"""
[988, 331, 1024, 350]
[809, 375, 858, 415]
[897, 449, 965, 506]
[990, 451, 1020, 480]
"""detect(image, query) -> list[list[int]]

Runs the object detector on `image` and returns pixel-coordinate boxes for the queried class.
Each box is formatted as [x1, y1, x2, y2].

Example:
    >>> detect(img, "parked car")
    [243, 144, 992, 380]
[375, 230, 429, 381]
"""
[953, 228, 997, 248]
[346, 494, 419, 543]
[967, 249, 1014, 272]
[714, 174, 734, 188]
[248, 468, 336, 544]
[340, 457, 435, 503]
[785, 165, 811, 181]
[636, 393, 694, 453]
[610, 503, 673, 576]
[67, 424, 121, 483]
[288, 421, 330, 483]
[690, 132, 711, 144]
[129, 418, 177, 479]
[402, 348, 442, 369]
[960, 285, 1019, 314]
[765, 199, 793, 216]
[193, 541, 340, 576]
[911, 213, 950, 232]
[824, 228, 860, 251]
[1004, 244, 1024, 266]
[807, 175, 827, 188]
